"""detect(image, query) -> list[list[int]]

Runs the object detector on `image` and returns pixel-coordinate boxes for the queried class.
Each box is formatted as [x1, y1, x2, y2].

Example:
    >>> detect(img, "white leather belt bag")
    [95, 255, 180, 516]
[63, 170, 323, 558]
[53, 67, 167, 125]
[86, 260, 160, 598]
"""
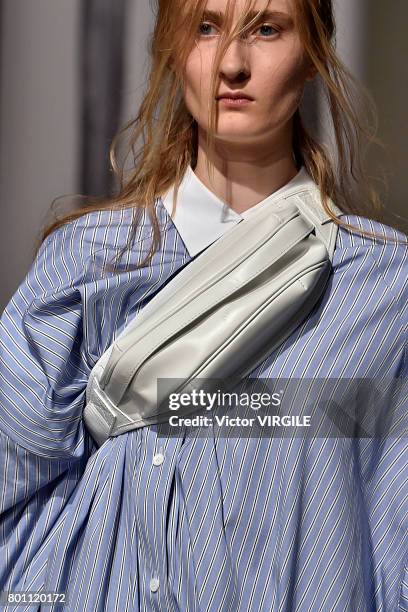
[83, 181, 342, 447]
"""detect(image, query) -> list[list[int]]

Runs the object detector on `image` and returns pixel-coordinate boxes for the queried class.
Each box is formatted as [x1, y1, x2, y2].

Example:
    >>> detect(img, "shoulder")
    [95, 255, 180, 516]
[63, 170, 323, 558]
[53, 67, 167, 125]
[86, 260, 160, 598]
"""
[334, 213, 407, 306]
[41, 206, 146, 265]
[37, 201, 172, 285]
[2, 203, 165, 334]
[317, 214, 407, 378]
[336, 213, 407, 248]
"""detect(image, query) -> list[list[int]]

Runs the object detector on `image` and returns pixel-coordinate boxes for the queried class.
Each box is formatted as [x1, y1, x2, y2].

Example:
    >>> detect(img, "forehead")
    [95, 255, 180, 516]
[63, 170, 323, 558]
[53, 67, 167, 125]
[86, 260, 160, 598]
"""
[203, 0, 293, 15]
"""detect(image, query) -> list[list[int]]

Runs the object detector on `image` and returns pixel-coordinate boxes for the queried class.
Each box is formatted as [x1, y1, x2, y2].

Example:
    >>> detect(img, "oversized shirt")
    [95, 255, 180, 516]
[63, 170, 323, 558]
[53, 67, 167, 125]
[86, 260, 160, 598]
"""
[0, 165, 407, 612]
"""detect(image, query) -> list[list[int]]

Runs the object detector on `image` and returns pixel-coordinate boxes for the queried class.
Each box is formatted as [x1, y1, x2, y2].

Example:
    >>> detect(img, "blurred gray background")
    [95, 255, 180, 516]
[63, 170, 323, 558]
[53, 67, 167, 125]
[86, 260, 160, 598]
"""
[1, 0, 407, 310]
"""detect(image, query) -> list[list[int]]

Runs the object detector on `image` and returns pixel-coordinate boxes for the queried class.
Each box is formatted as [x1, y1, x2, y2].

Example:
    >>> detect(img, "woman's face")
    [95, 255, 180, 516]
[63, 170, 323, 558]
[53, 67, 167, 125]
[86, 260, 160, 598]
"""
[182, 0, 315, 146]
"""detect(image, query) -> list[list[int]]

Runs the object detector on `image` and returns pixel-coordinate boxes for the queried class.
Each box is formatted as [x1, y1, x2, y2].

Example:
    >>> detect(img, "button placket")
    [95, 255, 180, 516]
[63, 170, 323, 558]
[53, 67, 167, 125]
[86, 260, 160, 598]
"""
[137, 436, 181, 606]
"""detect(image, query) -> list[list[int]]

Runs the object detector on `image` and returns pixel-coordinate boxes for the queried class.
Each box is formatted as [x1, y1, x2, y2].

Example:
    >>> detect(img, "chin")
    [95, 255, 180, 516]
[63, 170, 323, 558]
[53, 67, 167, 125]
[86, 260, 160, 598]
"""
[212, 130, 265, 144]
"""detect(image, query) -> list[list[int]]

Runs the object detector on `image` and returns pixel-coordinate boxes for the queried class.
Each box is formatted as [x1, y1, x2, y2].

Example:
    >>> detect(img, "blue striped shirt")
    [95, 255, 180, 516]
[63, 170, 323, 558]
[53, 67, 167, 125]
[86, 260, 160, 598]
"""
[0, 199, 407, 611]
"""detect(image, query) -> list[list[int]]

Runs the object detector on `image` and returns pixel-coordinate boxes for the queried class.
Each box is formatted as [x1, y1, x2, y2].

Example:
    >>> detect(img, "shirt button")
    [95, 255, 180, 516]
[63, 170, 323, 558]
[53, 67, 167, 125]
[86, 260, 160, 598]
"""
[152, 452, 165, 466]
[150, 577, 160, 592]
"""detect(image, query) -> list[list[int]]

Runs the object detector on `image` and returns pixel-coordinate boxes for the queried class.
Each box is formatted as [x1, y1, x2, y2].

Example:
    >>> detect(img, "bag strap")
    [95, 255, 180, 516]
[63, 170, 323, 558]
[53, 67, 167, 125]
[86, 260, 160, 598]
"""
[292, 188, 342, 260]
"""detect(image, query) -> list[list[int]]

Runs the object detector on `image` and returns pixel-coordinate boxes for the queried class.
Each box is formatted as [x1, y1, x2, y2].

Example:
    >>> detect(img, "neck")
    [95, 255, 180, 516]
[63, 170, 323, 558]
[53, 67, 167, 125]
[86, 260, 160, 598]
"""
[193, 122, 300, 215]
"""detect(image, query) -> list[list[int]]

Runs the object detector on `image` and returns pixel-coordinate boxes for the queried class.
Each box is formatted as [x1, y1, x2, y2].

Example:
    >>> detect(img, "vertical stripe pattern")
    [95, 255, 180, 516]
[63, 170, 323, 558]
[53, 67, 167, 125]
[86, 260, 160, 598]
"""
[0, 201, 407, 611]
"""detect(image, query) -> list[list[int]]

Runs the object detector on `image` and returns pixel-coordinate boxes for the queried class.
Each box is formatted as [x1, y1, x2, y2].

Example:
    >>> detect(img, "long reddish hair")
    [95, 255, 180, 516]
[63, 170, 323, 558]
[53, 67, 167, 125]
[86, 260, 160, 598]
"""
[40, 0, 407, 268]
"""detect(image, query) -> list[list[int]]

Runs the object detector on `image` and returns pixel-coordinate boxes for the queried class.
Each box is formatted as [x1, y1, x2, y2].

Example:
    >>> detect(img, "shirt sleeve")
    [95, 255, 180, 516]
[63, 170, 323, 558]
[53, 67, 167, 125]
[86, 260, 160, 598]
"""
[0, 206, 146, 462]
[347, 229, 408, 609]
[0, 222, 96, 590]
[0, 206, 164, 592]
[0, 227, 93, 461]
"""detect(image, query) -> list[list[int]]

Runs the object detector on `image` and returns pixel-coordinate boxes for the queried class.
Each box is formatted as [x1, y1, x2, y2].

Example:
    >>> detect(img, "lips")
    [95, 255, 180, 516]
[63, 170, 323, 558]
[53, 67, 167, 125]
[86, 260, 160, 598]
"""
[217, 92, 254, 101]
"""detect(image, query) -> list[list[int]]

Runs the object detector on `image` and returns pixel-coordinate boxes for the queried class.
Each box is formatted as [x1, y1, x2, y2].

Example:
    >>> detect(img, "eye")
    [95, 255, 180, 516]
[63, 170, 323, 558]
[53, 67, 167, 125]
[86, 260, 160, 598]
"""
[256, 23, 280, 38]
[198, 21, 217, 37]
[197, 21, 281, 39]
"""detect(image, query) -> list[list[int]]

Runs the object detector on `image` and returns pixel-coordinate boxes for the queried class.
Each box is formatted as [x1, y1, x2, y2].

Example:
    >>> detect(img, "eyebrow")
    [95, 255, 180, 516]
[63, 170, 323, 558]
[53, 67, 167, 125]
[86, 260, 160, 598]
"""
[201, 9, 294, 27]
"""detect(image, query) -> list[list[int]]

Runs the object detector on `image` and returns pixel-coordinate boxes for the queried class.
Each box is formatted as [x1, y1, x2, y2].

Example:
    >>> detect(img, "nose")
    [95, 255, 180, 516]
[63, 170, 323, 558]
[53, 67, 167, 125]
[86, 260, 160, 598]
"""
[218, 38, 251, 83]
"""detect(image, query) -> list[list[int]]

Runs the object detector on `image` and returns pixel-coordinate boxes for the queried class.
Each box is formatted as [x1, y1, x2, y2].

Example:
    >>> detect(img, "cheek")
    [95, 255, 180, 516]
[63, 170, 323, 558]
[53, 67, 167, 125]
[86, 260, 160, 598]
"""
[183, 51, 212, 100]
[261, 55, 307, 113]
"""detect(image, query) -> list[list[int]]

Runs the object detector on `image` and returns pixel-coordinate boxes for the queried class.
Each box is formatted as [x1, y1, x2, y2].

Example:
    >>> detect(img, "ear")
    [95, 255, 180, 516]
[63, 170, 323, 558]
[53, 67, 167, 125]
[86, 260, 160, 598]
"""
[305, 64, 318, 82]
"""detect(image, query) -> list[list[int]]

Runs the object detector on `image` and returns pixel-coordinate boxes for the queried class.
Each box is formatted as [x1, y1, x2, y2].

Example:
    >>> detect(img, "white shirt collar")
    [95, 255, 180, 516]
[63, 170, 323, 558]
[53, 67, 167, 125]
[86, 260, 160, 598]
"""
[160, 165, 324, 257]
